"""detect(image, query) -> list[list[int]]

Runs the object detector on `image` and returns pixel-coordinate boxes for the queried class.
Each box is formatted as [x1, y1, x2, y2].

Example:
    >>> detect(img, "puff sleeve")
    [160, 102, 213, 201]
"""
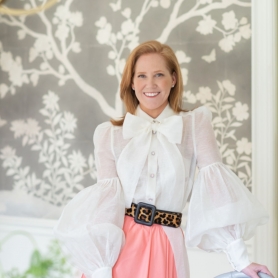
[185, 106, 268, 271]
[54, 122, 125, 278]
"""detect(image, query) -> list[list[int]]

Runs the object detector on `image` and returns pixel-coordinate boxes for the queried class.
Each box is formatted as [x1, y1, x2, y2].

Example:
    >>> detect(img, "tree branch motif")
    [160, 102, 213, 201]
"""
[0, 0, 251, 118]
[0, 91, 97, 206]
[158, 0, 251, 42]
[0, 0, 253, 204]
[184, 79, 252, 188]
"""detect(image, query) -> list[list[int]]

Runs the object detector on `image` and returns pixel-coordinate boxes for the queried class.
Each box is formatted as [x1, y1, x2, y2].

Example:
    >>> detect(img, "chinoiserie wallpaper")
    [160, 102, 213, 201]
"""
[0, 0, 252, 219]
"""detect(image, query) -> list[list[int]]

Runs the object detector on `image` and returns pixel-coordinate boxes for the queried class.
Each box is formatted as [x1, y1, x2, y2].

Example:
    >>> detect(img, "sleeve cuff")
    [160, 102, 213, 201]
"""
[87, 267, 112, 278]
[224, 238, 251, 271]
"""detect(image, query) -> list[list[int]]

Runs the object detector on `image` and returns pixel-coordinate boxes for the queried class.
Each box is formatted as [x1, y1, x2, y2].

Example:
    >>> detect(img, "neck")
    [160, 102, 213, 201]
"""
[138, 102, 168, 119]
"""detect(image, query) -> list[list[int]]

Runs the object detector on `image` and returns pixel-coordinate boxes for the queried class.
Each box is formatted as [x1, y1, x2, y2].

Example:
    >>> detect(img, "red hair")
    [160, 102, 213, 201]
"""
[111, 40, 185, 126]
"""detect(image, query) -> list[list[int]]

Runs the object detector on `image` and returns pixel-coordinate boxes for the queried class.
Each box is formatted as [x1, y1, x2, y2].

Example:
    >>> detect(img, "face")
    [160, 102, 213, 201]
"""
[132, 53, 176, 118]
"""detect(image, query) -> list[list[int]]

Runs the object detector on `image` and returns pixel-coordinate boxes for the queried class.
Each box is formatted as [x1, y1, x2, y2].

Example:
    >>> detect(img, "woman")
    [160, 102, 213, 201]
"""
[54, 41, 273, 278]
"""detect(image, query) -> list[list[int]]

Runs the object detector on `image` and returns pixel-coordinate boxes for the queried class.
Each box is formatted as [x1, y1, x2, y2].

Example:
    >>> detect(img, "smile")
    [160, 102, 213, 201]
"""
[144, 92, 160, 97]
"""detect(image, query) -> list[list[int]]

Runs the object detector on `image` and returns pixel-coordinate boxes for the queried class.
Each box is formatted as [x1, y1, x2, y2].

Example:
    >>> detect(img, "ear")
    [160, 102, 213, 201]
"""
[131, 81, 135, 91]
[172, 71, 177, 87]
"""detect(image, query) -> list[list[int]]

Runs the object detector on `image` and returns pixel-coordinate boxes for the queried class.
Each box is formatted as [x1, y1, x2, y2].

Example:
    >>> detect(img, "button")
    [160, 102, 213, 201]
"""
[150, 173, 155, 178]
[152, 130, 157, 134]
[151, 151, 155, 155]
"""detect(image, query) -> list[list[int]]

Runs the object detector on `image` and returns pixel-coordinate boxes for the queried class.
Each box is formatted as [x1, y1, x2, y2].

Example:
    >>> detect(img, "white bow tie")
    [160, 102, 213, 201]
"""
[123, 112, 183, 144]
[118, 112, 185, 207]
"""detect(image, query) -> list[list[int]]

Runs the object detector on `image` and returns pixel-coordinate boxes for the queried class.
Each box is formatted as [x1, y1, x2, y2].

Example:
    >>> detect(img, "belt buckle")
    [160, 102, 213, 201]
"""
[134, 202, 156, 226]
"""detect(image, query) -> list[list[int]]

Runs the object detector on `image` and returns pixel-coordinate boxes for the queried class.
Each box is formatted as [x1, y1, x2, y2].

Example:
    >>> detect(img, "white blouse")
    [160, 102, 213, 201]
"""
[54, 104, 268, 278]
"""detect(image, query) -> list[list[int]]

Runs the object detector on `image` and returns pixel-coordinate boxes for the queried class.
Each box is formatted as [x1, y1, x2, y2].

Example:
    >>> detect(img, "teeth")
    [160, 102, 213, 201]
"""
[144, 92, 159, 97]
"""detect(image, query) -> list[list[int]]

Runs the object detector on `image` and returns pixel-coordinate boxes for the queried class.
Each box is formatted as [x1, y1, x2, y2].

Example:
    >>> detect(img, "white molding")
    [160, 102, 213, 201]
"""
[252, 0, 278, 276]
[0, 215, 57, 228]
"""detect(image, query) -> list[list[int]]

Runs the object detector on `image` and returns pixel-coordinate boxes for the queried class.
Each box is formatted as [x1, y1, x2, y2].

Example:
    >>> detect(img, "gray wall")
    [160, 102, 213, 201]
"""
[0, 0, 252, 218]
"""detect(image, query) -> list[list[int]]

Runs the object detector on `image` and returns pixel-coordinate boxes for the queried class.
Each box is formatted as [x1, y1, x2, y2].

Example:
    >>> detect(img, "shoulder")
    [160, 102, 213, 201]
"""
[93, 121, 122, 144]
[93, 121, 113, 144]
[179, 106, 212, 122]
[193, 106, 212, 123]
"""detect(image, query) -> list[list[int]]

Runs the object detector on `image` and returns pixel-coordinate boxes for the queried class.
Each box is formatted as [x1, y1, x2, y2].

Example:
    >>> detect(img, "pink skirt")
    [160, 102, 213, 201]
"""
[82, 215, 177, 278]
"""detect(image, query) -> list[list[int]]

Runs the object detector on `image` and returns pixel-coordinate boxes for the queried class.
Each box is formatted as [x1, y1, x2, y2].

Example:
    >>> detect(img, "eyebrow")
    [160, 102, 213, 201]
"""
[135, 70, 165, 74]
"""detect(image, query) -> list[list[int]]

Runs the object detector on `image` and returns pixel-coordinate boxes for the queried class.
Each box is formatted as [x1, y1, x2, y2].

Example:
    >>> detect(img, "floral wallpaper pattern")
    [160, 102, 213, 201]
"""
[0, 0, 252, 218]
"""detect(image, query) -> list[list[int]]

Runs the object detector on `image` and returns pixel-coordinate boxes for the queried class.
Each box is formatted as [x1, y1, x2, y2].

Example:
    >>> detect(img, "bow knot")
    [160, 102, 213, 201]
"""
[123, 113, 183, 144]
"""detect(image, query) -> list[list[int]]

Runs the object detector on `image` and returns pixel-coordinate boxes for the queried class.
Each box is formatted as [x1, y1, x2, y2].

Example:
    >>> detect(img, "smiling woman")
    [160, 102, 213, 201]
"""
[54, 41, 273, 278]
[132, 53, 176, 118]
[1, 0, 275, 277]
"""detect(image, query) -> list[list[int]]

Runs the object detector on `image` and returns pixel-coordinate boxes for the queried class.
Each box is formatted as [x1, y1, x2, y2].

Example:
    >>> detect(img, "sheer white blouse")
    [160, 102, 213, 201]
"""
[54, 104, 268, 278]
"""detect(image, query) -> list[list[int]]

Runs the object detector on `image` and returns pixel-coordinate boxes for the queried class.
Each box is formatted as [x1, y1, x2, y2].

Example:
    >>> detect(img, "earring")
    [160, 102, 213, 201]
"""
[172, 85, 175, 88]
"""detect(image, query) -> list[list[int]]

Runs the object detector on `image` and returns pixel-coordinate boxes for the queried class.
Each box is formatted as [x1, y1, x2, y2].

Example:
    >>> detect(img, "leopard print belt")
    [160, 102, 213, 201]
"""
[125, 202, 182, 228]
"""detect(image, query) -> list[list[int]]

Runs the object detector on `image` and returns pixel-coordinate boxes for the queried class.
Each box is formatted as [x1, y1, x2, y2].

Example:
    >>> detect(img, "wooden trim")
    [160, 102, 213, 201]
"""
[252, 0, 278, 275]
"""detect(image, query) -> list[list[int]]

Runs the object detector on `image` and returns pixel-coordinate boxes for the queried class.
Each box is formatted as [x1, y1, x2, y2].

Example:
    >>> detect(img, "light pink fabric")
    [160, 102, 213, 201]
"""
[81, 216, 177, 278]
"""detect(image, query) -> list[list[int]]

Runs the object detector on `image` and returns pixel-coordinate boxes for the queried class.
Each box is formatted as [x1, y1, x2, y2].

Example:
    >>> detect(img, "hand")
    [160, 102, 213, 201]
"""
[241, 263, 274, 278]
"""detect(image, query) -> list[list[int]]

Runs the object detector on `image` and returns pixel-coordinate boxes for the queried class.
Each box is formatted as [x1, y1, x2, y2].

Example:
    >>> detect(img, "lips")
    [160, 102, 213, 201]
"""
[144, 92, 160, 97]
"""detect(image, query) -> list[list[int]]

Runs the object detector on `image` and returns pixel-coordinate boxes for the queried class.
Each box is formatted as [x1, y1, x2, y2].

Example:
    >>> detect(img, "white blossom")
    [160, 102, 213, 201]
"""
[234, 32, 241, 43]
[121, 8, 131, 18]
[72, 42, 81, 53]
[62, 112, 77, 133]
[232, 102, 249, 121]
[34, 37, 52, 54]
[43, 91, 60, 111]
[107, 65, 115, 76]
[55, 24, 70, 41]
[226, 156, 234, 165]
[25, 119, 41, 138]
[236, 137, 252, 155]
[160, 0, 171, 9]
[108, 51, 116, 60]
[54, 5, 70, 21]
[68, 150, 86, 174]
[96, 23, 112, 44]
[69, 11, 83, 27]
[10, 120, 26, 138]
[196, 87, 212, 104]
[219, 35, 235, 52]
[95, 17, 107, 28]
[121, 19, 135, 35]
[0, 52, 13, 72]
[222, 11, 238, 30]
[9, 60, 25, 86]
[183, 91, 197, 104]
[0, 146, 16, 161]
[240, 17, 248, 25]
[196, 15, 216, 35]
[239, 24, 251, 39]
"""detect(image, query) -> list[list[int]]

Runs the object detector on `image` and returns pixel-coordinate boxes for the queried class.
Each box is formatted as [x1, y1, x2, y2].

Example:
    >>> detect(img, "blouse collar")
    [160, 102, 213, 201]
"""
[135, 104, 176, 122]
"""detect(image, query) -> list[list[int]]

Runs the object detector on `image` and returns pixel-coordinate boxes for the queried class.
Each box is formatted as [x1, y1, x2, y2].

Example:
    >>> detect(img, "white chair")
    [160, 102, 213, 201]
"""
[214, 271, 272, 278]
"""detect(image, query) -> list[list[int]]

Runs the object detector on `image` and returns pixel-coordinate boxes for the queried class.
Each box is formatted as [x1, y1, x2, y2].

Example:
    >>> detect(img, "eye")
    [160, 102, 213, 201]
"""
[155, 73, 164, 77]
[137, 74, 146, 78]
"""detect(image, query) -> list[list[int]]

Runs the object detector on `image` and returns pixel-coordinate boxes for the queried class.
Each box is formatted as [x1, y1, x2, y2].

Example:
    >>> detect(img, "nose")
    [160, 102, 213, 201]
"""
[146, 77, 157, 88]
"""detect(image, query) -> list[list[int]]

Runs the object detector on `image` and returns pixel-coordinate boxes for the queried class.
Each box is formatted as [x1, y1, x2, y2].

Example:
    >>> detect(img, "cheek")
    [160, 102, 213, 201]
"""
[134, 79, 144, 89]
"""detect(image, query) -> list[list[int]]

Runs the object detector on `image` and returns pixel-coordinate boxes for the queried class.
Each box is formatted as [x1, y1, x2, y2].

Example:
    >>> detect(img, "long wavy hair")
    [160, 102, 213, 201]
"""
[111, 40, 185, 126]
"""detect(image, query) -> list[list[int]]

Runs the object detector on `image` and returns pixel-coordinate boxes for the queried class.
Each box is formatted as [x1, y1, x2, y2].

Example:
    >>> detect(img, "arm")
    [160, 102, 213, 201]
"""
[186, 106, 269, 275]
[54, 122, 125, 278]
